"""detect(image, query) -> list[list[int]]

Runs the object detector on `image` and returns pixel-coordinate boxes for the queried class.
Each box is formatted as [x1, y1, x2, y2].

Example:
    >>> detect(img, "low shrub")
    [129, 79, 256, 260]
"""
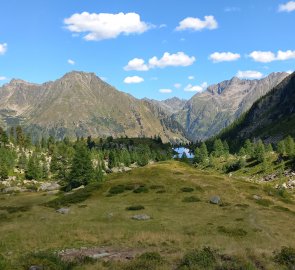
[182, 196, 201, 203]
[133, 185, 149, 194]
[109, 184, 126, 195]
[217, 226, 247, 238]
[123, 252, 164, 270]
[274, 246, 295, 270]
[21, 251, 75, 270]
[180, 187, 194, 193]
[126, 205, 145, 211]
[0, 205, 31, 214]
[178, 247, 217, 269]
[45, 183, 101, 208]
[150, 185, 165, 190]
[255, 198, 274, 207]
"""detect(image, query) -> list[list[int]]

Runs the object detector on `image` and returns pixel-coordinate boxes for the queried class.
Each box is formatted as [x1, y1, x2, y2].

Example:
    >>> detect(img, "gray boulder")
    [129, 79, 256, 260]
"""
[56, 208, 70, 214]
[210, 196, 221, 205]
[39, 182, 60, 192]
[132, 214, 151, 221]
[253, 195, 261, 200]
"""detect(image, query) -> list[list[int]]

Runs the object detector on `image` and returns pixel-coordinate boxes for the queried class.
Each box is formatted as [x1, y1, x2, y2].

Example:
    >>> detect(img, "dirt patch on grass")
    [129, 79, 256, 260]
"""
[58, 246, 142, 263]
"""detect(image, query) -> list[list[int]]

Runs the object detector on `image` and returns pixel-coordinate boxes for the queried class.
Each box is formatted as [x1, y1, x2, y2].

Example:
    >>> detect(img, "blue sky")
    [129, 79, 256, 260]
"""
[0, 0, 294, 100]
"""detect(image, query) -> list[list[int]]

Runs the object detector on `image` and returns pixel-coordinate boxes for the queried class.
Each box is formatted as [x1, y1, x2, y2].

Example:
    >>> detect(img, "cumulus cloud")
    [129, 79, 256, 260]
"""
[124, 58, 149, 71]
[124, 52, 195, 71]
[279, 1, 295, 12]
[149, 52, 196, 68]
[159, 89, 172, 93]
[174, 83, 182, 88]
[123, 76, 144, 84]
[249, 50, 295, 62]
[176, 16, 218, 31]
[236, 70, 263, 79]
[0, 43, 7, 55]
[209, 52, 241, 63]
[184, 82, 208, 92]
[64, 12, 151, 41]
[0, 76, 8, 81]
[68, 59, 75, 65]
[188, 76, 195, 80]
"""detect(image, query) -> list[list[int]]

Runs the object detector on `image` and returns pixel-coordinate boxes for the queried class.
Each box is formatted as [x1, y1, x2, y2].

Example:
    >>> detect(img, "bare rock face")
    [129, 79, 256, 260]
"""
[0, 71, 187, 144]
[173, 72, 289, 141]
[220, 72, 295, 142]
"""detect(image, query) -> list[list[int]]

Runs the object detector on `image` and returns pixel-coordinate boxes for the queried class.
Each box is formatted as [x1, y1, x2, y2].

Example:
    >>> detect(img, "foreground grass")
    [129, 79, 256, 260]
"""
[0, 161, 294, 269]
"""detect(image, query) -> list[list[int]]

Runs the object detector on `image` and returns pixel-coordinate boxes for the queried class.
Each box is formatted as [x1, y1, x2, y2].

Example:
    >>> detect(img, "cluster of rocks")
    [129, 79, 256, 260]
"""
[58, 246, 139, 262]
[0, 179, 61, 194]
[275, 180, 295, 190]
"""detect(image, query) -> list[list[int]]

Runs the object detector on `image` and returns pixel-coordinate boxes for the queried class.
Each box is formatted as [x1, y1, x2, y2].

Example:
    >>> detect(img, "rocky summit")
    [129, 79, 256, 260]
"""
[0, 71, 186, 143]
[173, 72, 289, 141]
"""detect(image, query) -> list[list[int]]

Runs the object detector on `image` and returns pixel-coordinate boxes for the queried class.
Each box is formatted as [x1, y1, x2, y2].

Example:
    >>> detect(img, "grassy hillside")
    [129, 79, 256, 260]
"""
[0, 161, 294, 269]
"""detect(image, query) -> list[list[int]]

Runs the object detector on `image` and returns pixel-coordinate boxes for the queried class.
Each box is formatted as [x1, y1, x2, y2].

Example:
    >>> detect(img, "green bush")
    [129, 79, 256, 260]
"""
[109, 184, 126, 195]
[178, 247, 217, 269]
[274, 246, 295, 270]
[133, 185, 149, 194]
[255, 198, 274, 207]
[180, 187, 194, 193]
[126, 205, 145, 211]
[123, 252, 164, 270]
[21, 251, 75, 270]
[217, 226, 247, 238]
[182, 196, 201, 203]
[45, 183, 101, 208]
[150, 185, 165, 190]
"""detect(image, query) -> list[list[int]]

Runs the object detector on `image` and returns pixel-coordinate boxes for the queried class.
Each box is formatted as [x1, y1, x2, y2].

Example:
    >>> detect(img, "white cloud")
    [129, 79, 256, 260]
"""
[149, 52, 196, 68]
[277, 50, 295, 60]
[64, 12, 151, 41]
[248, 51, 276, 63]
[125, 52, 195, 71]
[209, 52, 241, 63]
[159, 89, 172, 93]
[174, 83, 182, 88]
[159, 24, 167, 28]
[0, 43, 7, 55]
[124, 58, 149, 71]
[286, 70, 294, 74]
[67, 59, 75, 65]
[188, 76, 195, 80]
[184, 82, 208, 92]
[0, 76, 8, 81]
[249, 50, 295, 62]
[279, 1, 295, 12]
[176, 16, 218, 31]
[123, 76, 144, 84]
[236, 70, 263, 79]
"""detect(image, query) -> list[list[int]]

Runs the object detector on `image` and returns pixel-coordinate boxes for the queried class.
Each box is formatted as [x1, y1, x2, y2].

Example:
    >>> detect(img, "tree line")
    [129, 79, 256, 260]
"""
[0, 126, 172, 190]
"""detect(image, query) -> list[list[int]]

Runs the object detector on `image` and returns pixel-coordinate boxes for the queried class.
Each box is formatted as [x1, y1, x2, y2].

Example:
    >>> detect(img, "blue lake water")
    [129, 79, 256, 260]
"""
[173, 147, 194, 158]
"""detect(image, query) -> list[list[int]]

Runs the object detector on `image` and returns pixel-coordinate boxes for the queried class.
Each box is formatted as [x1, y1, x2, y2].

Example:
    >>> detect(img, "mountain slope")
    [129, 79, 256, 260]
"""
[218, 72, 295, 145]
[173, 72, 289, 141]
[143, 97, 187, 115]
[0, 71, 187, 143]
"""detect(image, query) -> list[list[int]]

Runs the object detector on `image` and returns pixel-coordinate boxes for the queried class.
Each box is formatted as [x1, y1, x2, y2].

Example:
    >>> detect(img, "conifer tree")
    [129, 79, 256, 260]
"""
[68, 143, 94, 188]
[254, 140, 266, 163]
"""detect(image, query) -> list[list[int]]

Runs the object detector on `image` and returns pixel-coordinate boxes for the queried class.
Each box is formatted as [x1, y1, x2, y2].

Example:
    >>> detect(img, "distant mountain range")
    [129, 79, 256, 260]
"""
[171, 72, 289, 141]
[0, 71, 186, 143]
[0, 70, 291, 143]
[218, 72, 295, 146]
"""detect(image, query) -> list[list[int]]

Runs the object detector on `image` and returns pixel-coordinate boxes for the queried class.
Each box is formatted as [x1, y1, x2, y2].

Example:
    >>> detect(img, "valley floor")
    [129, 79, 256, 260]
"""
[0, 161, 295, 269]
